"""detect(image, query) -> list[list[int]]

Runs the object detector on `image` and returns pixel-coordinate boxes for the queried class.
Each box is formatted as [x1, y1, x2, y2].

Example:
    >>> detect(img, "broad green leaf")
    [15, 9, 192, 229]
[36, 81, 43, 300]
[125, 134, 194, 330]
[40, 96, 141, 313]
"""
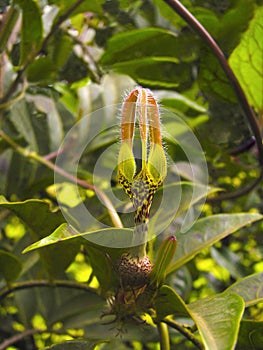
[154, 285, 192, 321]
[0, 196, 78, 277]
[159, 93, 207, 114]
[225, 272, 263, 306]
[199, 49, 237, 102]
[229, 6, 263, 113]
[218, 0, 254, 52]
[23, 223, 133, 257]
[102, 57, 191, 88]
[0, 249, 22, 282]
[210, 246, 246, 279]
[15, 0, 43, 65]
[46, 340, 104, 350]
[236, 320, 263, 350]
[47, 290, 106, 327]
[9, 99, 38, 151]
[189, 293, 245, 350]
[0, 196, 64, 238]
[168, 213, 263, 272]
[101, 28, 197, 65]
[50, 0, 104, 18]
[26, 57, 57, 83]
[6, 151, 38, 198]
[23, 223, 133, 289]
[0, 4, 20, 53]
[100, 27, 195, 88]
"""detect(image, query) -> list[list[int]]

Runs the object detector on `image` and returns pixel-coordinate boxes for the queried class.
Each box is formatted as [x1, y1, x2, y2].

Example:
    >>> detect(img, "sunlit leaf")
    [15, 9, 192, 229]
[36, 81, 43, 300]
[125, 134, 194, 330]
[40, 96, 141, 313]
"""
[0, 196, 78, 278]
[189, 293, 244, 350]
[225, 272, 263, 306]
[15, 0, 43, 65]
[229, 6, 263, 113]
[50, 0, 104, 19]
[168, 213, 263, 272]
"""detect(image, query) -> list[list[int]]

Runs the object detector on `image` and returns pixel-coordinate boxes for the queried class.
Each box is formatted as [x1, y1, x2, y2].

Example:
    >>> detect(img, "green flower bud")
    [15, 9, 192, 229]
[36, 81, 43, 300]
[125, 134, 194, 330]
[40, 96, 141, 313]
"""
[150, 236, 177, 287]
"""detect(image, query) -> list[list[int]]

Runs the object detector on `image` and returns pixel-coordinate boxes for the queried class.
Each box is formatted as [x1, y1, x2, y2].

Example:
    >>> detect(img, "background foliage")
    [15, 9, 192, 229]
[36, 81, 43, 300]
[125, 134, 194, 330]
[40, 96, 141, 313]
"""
[0, 0, 263, 349]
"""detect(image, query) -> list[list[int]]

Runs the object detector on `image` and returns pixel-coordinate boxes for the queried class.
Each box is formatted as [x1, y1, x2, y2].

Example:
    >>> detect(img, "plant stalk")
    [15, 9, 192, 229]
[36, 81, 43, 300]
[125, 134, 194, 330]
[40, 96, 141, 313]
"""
[0, 279, 97, 302]
[157, 322, 170, 350]
[164, 318, 204, 350]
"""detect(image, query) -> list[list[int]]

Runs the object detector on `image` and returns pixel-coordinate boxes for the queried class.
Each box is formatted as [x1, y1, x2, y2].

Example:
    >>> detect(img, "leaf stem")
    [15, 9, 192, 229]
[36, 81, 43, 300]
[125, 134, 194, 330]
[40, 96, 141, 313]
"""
[0, 130, 123, 228]
[162, 0, 263, 200]
[157, 322, 170, 350]
[164, 318, 204, 350]
[0, 328, 43, 350]
[0, 279, 98, 302]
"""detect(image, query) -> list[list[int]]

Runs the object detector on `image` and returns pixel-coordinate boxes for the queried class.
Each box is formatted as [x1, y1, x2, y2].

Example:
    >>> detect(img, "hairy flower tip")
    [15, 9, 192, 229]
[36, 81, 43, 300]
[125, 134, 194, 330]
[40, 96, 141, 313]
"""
[118, 86, 167, 197]
[116, 253, 153, 289]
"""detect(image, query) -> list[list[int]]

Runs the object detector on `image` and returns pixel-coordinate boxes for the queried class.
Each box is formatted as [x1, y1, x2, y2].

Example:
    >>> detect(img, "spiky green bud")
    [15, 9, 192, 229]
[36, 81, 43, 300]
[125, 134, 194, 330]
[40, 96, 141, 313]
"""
[150, 236, 177, 287]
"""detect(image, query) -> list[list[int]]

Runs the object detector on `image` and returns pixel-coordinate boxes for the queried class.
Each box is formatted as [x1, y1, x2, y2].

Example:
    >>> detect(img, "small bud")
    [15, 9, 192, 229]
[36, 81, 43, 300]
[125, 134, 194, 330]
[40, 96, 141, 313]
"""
[150, 236, 177, 287]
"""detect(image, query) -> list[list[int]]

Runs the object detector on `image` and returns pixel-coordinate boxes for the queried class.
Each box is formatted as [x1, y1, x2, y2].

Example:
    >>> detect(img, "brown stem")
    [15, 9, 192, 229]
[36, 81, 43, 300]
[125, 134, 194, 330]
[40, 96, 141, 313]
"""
[0, 279, 97, 302]
[0, 329, 42, 350]
[163, 0, 263, 201]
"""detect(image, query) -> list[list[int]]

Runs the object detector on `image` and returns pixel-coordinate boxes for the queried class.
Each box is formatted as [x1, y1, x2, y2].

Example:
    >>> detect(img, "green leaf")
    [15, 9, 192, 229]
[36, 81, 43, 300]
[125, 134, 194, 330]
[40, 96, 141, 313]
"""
[225, 271, 263, 306]
[210, 246, 246, 279]
[101, 27, 197, 65]
[100, 27, 195, 88]
[0, 249, 22, 282]
[10, 99, 39, 151]
[198, 49, 237, 102]
[189, 293, 245, 350]
[15, 0, 43, 65]
[168, 213, 263, 272]
[0, 196, 64, 238]
[0, 196, 78, 278]
[22, 223, 133, 288]
[149, 183, 218, 237]
[6, 151, 38, 198]
[236, 320, 263, 350]
[229, 6, 263, 113]
[218, 0, 254, 52]
[23, 223, 134, 253]
[47, 290, 106, 328]
[104, 57, 190, 88]
[154, 284, 192, 321]
[50, 0, 104, 18]
[26, 56, 57, 83]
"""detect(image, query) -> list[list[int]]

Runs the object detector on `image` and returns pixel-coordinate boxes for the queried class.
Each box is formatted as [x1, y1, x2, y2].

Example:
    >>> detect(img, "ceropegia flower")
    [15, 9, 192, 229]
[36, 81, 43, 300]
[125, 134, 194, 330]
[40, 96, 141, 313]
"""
[116, 87, 167, 289]
[118, 87, 167, 203]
